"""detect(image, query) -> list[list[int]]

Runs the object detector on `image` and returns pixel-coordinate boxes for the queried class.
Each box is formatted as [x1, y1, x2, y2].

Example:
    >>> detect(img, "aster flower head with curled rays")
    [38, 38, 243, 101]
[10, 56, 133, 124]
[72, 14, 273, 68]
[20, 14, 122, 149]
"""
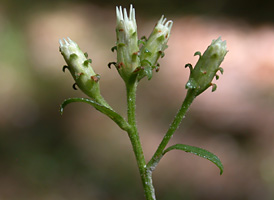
[115, 4, 140, 83]
[140, 15, 173, 64]
[138, 14, 173, 80]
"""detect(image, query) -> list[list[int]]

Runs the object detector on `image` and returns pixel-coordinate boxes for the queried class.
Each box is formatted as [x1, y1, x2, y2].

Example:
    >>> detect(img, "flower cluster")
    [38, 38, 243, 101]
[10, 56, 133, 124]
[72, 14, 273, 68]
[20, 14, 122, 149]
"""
[59, 5, 227, 102]
[115, 4, 173, 82]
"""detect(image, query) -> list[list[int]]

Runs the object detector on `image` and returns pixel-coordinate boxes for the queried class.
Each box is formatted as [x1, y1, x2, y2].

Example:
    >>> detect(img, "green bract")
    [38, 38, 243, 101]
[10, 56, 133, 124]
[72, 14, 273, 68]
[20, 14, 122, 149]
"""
[186, 37, 228, 96]
[59, 38, 101, 101]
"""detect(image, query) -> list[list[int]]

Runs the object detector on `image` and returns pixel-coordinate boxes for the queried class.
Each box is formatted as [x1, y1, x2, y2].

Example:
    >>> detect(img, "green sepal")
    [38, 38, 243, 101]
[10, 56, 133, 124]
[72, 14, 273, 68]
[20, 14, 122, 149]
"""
[60, 98, 131, 132]
[138, 40, 146, 46]
[218, 67, 224, 74]
[143, 66, 153, 80]
[211, 83, 217, 92]
[194, 51, 201, 57]
[83, 59, 92, 67]
[70, 53, 78, 60]
[137, 59, 153, 80]
[111, 46, 117, 52]
[159, 51, 165, 58]
[163, 143, 223, 175]
[144, 48, 152, 56]
[157, 35, 165, 42]
[117, 43, 126, 48]
[62, 65, 69, 72]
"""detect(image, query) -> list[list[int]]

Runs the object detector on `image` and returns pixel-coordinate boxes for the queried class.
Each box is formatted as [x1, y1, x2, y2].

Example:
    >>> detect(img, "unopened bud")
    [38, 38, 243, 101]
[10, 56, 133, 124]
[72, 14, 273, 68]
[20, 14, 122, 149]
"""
[186, 37, 228, 96]
[59, 37, 101, 99]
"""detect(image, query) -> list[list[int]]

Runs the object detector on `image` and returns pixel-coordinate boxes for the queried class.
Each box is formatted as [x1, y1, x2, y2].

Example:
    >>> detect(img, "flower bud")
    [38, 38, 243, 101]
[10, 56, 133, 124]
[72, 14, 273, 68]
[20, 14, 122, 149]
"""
[116, 4, 140, 82]
[138, 15, 173, 80]
[185, 37, 227, 96]
[59, 37, 101, 100]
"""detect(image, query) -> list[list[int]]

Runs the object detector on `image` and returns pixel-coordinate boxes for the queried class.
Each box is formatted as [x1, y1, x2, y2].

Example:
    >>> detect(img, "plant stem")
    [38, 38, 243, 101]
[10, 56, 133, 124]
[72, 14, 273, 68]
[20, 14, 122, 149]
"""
[147, 89, 196, 170]
[126, 81, 156, 200]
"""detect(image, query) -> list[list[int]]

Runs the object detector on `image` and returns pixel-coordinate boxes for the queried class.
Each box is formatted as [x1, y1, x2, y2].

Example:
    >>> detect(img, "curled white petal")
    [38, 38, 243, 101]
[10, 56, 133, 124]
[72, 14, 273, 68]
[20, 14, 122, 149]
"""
[59, 39, 63, 47]
[165, 20, 173, 31]
[152, 15, 173, 41]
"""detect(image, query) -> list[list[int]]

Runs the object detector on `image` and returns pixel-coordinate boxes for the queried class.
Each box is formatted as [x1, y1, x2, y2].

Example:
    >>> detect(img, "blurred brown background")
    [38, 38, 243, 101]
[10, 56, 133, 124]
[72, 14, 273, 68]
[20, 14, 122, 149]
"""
[1, 0, 274, 199]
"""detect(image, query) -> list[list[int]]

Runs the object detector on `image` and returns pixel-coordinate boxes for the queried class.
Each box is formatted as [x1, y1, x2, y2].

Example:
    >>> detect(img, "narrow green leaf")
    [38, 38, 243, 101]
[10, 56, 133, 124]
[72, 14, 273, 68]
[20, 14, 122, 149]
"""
[163, 144, 223, 175]
[60, 98, 131, 132]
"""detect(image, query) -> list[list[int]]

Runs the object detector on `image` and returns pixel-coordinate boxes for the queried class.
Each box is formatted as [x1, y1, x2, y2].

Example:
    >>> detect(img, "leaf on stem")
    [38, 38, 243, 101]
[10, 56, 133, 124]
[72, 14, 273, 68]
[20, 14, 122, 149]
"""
[60, 98, 131, 132]
[163, 143, 223, 175]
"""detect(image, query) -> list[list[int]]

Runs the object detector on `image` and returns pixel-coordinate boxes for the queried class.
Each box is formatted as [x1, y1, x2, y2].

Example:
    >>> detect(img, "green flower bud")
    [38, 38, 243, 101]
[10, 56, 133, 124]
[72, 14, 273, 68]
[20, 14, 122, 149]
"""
[59, 37, 101, 100]
[138, 15, 173, 80]
[116, 4, 140, 83]
[186, 37, 228, 96]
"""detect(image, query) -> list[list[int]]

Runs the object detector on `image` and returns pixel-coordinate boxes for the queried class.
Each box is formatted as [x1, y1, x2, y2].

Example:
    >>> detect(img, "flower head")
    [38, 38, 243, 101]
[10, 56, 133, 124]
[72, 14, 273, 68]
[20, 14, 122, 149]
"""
[138, 15, 173, 80]
[115, 4, 140, 82]
[59, 38, 101, 99]
[186, 37, 228, 96]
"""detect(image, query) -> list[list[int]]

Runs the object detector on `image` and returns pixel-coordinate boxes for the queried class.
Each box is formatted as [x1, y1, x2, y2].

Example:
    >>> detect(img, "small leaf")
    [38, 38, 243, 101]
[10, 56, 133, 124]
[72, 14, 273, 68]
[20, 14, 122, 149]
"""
[60, 98, 131, 132]
[163, 143, 223, 175]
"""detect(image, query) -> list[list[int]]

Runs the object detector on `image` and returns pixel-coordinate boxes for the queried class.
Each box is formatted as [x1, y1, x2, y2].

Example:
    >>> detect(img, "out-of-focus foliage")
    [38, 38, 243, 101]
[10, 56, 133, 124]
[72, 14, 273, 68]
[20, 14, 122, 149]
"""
[1, 0, 274, 199]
